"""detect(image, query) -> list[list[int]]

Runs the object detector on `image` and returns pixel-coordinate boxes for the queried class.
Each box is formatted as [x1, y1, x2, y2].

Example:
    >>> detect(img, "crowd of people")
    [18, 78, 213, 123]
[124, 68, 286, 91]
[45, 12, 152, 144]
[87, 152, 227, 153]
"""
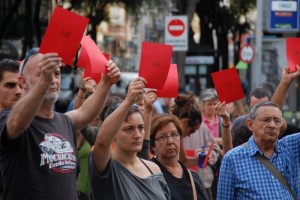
[0, 48, 299, 200]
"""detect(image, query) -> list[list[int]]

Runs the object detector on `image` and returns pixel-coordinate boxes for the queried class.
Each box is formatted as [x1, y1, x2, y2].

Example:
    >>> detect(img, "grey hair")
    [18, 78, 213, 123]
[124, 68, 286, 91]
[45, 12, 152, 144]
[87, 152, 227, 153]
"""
[249, 101, 282, 119]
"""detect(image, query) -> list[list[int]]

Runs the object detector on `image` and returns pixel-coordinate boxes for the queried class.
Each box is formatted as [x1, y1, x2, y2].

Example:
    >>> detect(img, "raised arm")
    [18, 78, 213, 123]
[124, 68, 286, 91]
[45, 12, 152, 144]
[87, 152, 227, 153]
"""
[215, 101, 232, 155]
[272, 66, 300, 136]
[137, 89, 157, 159]
[66, 60, 120, 130]
[272, 66, 300, 109]
[93, 77, 145, 172]
[6, 53, 62, 139]
[73, 76, 96, 109]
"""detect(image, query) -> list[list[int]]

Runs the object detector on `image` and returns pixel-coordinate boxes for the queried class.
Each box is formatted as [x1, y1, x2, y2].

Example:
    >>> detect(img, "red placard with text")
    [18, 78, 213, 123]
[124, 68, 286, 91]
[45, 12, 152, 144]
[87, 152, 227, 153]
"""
[286, 38, 300, 72]
[40, 6, 89, 65]
[156, 64, 178, 98]
[139, 42, 173, 89]
[211, 68, 244, 103]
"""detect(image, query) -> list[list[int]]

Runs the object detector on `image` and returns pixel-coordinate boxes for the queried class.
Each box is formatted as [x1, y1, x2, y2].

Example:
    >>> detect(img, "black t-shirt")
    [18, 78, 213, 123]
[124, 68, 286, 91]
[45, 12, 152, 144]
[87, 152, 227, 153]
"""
[151, 158, 209, 200]
[280, 123, 300, 139]
[0, 110, 77, 200]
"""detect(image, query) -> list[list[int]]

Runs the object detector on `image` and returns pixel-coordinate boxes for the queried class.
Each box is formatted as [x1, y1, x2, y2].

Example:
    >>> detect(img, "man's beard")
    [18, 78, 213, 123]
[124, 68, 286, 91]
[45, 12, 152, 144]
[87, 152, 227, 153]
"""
[27, 81, 59, 102]
[44, 92, 59, 102]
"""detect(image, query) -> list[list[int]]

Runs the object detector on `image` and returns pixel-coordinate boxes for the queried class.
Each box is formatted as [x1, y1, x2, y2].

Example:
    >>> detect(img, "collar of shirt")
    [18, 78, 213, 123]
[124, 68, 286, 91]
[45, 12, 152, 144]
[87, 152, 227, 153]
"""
[247, 136, 281, 158]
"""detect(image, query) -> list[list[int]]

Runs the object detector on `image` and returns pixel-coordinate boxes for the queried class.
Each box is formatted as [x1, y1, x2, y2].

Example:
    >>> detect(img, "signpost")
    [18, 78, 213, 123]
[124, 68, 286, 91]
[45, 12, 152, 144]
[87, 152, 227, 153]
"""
[268, 0, 300, 32]
[165, 16, 188, 51]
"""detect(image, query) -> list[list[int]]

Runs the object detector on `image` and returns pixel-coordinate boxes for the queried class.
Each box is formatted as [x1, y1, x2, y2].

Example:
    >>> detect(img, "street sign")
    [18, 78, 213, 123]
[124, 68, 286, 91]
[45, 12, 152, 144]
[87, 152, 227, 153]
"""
[239, 44, 255, 64]
[165, 16, 188, 51]
[268, 0, 300, 32]
[168, 19, 185, 36]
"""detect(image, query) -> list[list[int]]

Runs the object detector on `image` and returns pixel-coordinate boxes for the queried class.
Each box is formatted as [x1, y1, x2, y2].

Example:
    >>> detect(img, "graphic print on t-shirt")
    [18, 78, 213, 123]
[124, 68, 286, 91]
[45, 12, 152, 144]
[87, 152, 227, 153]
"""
[39, 133, 76, 173]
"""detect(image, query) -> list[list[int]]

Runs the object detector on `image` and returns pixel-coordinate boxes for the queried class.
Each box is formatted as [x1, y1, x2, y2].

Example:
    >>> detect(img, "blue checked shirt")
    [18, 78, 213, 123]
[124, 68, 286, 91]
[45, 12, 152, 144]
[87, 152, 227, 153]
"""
[217, 134, 300, 200]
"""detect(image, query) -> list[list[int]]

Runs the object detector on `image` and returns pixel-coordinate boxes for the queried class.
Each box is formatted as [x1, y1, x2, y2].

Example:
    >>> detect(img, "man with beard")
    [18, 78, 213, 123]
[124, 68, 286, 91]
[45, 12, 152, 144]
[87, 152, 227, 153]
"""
[217, 101, 299, 200]
[0, 48, 120, 200]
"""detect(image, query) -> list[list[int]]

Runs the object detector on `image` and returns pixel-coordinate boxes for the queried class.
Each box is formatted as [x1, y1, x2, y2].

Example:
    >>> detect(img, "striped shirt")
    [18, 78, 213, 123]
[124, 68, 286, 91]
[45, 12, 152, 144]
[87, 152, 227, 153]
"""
[217, 134, 300, 200]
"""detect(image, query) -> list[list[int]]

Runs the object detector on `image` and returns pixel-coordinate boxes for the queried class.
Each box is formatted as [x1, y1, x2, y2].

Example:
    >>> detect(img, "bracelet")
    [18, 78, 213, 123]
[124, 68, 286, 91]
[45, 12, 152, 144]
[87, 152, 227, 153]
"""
[77, 95, 85, 99]
[222, 123, 230, 128]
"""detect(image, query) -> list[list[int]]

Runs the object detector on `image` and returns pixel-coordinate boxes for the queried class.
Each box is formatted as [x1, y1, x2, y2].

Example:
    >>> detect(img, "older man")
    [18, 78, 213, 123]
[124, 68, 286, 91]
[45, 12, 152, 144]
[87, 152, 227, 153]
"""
[217, 101, 299, 199]
[0, 49, 120, 200]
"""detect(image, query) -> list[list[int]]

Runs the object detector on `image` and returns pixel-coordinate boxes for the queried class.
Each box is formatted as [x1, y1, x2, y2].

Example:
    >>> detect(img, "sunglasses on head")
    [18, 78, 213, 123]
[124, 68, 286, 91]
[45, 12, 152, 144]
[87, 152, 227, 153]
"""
[19, 48, 39, 75]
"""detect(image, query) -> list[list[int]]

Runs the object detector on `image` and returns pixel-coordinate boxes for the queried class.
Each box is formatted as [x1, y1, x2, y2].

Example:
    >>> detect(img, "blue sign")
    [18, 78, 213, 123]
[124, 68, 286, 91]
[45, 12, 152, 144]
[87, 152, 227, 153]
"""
[268, 0, 299, 32]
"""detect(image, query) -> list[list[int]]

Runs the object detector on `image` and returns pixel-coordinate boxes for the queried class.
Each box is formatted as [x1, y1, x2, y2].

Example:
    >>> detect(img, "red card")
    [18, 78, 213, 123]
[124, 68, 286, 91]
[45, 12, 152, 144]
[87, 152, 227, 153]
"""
[77, 45, 88, 68]
[286, 38, 300, 72]
[211, 68, 244, 103]
[185, 150, 197, 171]
[78, 45, 101, 83]
[138, 42, 173, 89]
[156, 64, 178, 98]
[102, 53, 110, 60]
[39, 6, 89, 65]
[81, 36, 107, 74]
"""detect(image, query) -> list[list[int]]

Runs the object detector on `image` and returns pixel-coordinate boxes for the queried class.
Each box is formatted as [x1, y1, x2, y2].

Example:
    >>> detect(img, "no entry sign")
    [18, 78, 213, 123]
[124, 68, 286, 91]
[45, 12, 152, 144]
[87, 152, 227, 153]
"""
[165, 16, 188, 51]
[168, 19, 185, 37]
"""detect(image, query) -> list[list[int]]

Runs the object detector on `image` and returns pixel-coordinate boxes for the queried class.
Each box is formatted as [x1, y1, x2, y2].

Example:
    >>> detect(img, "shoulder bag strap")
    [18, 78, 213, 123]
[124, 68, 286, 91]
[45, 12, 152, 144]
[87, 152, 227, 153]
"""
[243, 142, 296, 200]
[187, 169, 197, 200]
[255, 153, 296, 200]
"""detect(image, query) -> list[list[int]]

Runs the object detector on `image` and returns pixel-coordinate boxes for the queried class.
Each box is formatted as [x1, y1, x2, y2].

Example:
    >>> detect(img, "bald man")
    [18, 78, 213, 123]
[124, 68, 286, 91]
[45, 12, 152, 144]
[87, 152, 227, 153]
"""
[0, 49, 120, 200]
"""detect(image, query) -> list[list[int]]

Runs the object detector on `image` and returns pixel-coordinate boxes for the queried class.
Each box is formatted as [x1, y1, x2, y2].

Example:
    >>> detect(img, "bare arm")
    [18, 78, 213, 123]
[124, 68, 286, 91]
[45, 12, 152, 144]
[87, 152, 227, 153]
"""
[272, 66, 300, 109]
[93, 77, 145, 172]
[272, 66, 300, 136]
[66, 60, 120, 130]
[6, 53, 62, 139]
[143, 89, 157, 140]
[215, 101, 232, 155]
[73, 77, 96, 109]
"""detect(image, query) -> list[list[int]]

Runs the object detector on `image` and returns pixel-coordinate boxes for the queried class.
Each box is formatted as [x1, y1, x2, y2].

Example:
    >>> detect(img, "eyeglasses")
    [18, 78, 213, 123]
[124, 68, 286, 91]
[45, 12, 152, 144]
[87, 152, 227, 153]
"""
[154, 133, 180, 143]
[19, 48, 39, 75]
[256, 117, 283, 127]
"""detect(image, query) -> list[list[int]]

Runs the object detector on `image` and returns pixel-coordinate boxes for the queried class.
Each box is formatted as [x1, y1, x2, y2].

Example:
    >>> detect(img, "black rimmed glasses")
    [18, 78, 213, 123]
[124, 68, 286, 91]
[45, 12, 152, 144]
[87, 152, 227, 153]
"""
[20, 48, 39, 75]
[154, 132, 180, 143]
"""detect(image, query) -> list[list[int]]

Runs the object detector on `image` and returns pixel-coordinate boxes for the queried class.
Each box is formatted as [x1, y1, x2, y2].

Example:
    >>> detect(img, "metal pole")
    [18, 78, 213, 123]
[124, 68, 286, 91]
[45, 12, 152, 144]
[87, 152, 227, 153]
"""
[252, 0, 263, 89]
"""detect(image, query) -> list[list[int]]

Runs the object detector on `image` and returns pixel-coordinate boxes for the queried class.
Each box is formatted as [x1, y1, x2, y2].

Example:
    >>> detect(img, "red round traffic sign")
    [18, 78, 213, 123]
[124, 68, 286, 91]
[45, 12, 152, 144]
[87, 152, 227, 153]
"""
[239, 44, 255, 64]
[168, 19, 185, 37]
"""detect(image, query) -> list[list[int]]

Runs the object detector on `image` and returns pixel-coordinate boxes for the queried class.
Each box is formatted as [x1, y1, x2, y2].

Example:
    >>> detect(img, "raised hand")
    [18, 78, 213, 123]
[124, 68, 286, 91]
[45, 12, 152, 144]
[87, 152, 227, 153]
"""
[101, 60, 120, 85]
[83, 77, 97, 93]
[215, 101, 230, 121]
[126, 77, 146, 105]
[280, 65, 300, 85]
[38, 53, 62, 83]
[144, 89, 157, 113]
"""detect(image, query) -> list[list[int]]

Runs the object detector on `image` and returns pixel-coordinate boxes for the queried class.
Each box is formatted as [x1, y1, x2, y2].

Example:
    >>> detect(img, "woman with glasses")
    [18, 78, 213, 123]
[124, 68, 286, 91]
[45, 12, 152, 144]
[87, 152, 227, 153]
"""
[170, 93, 220, 200]
[88, 77, 170, 200]
[150, 114, 209, 200]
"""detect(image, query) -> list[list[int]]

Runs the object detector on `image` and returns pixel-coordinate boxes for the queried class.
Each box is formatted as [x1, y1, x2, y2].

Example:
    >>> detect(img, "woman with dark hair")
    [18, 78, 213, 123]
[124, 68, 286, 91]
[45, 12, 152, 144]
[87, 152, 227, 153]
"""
[150, 114, 208, 200]
[171, 93, 220, 199]
[89, 77, 170, 200]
